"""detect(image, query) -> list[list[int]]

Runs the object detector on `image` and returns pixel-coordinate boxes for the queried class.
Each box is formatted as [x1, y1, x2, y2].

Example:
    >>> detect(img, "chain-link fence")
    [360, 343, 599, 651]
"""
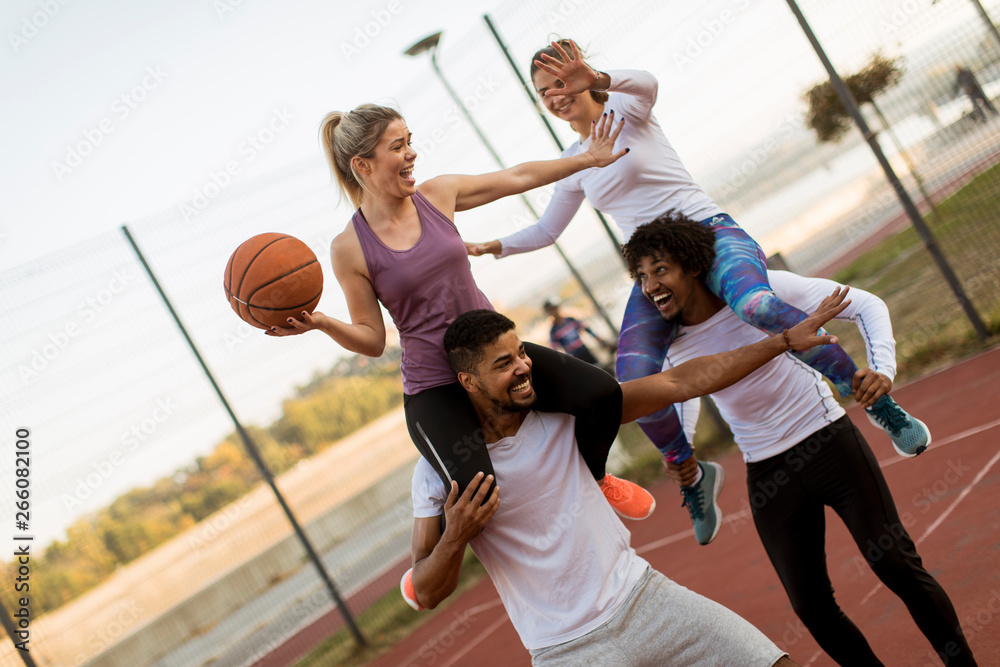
[2, 1, 999, 665]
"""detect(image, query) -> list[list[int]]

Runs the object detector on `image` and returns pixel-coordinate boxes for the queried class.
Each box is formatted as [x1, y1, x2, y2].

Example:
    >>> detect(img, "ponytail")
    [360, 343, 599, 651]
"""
[319, 104, 404, 208]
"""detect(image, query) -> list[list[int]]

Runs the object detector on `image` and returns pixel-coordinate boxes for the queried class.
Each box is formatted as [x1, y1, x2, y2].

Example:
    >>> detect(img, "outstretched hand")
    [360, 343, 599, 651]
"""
[534, 40, 597, 97]
[585, 110, 628, 168]
[465, 240, 501, 257]
[784, 287, 851, 351]
[264, 310, 326, 337]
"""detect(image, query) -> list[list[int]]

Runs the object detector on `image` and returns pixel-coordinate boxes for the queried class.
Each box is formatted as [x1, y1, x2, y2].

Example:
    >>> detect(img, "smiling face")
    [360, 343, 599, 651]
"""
[461, 329, 536, 414]
[532, 69, 602, 127]
[635, 252, 704, 325]
[353, 118, 417, 199]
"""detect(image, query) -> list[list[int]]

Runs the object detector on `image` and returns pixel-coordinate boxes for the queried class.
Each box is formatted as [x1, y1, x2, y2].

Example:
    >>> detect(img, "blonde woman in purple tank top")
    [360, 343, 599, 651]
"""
[267, 103, 658, 524]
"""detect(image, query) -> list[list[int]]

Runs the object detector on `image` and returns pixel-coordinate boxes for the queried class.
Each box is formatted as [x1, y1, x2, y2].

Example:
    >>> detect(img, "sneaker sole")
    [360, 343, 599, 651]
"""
[701, 462, 725, 546]
[613, 497, 657, 521]
[400, 569, 422, 611]
[893, 417, 932, 458]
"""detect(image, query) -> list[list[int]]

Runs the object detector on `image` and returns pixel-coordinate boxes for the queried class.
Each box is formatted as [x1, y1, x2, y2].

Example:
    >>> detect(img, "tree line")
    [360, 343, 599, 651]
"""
[0, 351, 404, 617]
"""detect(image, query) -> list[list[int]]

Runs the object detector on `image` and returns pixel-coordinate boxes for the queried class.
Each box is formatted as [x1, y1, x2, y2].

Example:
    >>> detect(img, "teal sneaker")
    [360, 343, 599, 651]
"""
[866, 395, 931, 457]
[680, 461, 724, 546]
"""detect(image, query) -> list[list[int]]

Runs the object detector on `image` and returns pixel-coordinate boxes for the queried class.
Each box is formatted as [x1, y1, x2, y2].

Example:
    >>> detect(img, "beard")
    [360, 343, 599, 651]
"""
[484, 373, 537, 414]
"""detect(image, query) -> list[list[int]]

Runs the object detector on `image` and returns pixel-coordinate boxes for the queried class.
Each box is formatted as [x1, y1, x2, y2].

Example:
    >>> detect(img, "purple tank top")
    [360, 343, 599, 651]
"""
[352, 190, 494, 394]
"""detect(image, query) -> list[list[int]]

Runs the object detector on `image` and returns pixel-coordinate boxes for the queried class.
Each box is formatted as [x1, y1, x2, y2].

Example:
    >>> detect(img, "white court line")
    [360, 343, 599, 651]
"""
[638, 418, 1000, 558]
[438, 615, 511, 667]
[858, 446, 1000, 607]
[875, 417, 1000, 469]
[463, 597, 504, 616]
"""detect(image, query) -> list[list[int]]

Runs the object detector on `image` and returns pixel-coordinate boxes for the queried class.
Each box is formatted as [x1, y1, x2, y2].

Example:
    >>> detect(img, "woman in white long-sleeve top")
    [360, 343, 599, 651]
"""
[467, 39, 930, 544]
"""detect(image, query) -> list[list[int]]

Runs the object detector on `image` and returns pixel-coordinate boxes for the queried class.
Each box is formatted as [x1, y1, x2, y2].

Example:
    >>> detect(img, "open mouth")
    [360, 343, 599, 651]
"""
[400, 166, 414, 182]
[510, 376, 532, 397]
[553, 100, 573, 115]
[650, 291, 673, 311]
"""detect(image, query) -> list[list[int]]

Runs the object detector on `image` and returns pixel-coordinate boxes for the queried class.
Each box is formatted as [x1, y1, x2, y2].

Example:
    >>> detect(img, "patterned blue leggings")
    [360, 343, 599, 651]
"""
[615, 214, 858, 462]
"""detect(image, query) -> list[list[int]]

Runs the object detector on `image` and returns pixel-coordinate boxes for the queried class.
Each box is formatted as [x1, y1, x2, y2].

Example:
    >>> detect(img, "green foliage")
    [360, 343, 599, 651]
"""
[0, 351, 405, 618]
[805, 52, 903, 143]
[272, 374, 403, 454]
[831, 161, 1000, 381]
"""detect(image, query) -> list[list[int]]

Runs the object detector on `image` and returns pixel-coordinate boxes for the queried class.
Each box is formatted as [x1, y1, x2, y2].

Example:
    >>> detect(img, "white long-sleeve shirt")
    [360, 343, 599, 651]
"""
[498, 69, 722, 257]
[665, 271, 896, 461]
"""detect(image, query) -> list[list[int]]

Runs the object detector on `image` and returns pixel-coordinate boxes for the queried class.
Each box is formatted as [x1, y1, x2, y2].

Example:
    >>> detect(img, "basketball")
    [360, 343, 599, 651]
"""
[224, 233, 323, 330]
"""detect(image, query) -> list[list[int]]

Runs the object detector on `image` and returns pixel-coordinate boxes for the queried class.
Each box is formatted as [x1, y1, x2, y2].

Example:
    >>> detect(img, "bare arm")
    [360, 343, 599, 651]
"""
[410, 473, 499, 610]
[266, 230, 386, 356]
[620, 288, 850, 423]
[420, 112, 626, 216]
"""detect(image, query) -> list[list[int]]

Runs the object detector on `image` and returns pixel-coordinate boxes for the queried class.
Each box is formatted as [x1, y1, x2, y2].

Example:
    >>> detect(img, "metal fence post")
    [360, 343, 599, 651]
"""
[121, 225, 366, 649]
[785, 0, 988, 341]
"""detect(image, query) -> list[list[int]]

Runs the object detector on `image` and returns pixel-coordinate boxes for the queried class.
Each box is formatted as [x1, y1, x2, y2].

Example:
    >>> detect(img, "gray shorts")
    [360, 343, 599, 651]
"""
[529, 567, 786, 667]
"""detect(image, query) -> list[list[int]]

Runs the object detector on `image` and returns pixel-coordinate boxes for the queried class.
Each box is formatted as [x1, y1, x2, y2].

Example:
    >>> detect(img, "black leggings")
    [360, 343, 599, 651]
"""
[403, 342, 622, 496]
[748, 416, 976, 667]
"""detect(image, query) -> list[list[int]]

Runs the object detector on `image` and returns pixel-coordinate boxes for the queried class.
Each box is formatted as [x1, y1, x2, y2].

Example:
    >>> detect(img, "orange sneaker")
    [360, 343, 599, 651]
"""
[400, 567, 424, 611]
[600, 475, 656, 520]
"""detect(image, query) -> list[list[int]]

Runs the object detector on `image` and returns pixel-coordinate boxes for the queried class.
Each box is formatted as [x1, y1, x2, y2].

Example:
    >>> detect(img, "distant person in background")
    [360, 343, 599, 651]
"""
[543, 299, 616, 367]
[466, 38, 931, 544]
[954, 65, 997, 122]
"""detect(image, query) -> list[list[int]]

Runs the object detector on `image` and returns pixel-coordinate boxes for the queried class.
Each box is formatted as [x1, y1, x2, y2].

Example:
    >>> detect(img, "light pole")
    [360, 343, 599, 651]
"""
[404, 32, 619, 336]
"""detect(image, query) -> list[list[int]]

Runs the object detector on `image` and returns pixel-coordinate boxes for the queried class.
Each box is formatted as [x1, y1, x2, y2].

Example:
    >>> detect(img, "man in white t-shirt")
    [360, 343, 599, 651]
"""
[622, 213, 978, 667]
[405, 305, 854, 665]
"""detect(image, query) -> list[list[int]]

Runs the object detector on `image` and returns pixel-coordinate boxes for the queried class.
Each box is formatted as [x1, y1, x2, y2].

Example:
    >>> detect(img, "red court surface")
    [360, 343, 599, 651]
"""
[364, 346, 1000, 667]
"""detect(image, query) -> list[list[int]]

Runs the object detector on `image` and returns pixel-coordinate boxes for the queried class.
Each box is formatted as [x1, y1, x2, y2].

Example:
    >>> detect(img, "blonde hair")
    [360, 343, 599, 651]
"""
[319, 104, 404, 207]
[530, 38, 609, 105]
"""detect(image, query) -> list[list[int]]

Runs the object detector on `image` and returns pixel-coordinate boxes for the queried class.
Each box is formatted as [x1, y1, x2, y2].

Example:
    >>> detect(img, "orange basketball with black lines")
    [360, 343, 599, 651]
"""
[224, 233, 323, 330]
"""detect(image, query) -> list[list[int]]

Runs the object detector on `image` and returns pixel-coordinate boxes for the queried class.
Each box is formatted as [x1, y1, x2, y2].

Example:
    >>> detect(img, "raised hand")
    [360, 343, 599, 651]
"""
[534, 40, 597, 97]
[784, 287, 851, 351]
[585, 110, 628, 168]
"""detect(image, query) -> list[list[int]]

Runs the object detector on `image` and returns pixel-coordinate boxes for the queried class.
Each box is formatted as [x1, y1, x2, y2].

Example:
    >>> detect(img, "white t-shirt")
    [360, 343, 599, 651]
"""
[664, 271, 896, 462]
[498, 70, 722, 257]
[411, 411, 648, 650]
